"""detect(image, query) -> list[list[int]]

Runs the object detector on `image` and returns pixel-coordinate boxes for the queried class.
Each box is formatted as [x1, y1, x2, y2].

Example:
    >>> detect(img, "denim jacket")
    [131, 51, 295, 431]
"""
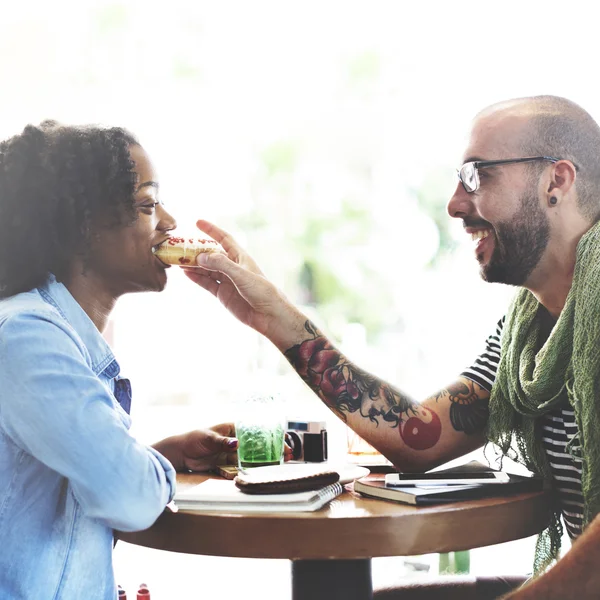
[0, 276, 176, 599]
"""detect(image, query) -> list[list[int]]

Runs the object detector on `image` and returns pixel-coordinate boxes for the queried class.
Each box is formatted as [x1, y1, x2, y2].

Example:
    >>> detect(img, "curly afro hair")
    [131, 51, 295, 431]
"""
[0, 120, 140, 298]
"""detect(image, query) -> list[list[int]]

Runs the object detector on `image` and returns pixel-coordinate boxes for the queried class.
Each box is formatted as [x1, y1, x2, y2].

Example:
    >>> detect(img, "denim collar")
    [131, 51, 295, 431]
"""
[38, 275, 119, 378]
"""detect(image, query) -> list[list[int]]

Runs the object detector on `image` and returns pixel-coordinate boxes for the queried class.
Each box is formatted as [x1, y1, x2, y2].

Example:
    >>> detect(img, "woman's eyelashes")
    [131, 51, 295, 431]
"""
[137, 200, 160, 213]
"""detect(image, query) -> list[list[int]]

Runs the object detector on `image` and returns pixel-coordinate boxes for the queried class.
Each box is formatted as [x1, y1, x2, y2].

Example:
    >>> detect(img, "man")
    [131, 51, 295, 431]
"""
[185, 96, 600, 598]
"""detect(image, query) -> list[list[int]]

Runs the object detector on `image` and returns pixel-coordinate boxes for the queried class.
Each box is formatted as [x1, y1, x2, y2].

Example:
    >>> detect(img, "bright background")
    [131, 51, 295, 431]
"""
[1, 0, 596, 597]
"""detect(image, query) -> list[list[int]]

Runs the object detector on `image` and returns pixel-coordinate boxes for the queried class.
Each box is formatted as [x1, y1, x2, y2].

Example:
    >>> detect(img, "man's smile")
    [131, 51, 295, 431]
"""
[465, 226, 495, 263]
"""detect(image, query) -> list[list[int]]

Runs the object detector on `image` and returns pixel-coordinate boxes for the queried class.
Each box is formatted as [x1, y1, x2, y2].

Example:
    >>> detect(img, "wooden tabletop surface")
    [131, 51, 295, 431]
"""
[118, 472, 554, 560]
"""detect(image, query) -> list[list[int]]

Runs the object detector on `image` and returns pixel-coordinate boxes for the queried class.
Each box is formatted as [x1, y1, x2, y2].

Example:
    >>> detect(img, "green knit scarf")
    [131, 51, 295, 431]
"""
[487, 219, 600, 575]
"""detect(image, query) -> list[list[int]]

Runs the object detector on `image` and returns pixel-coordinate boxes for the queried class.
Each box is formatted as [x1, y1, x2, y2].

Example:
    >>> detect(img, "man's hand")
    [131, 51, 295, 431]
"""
[501, 513, 600, 599]
[152, 423, 239, 472]
[182, 220, 307, 349]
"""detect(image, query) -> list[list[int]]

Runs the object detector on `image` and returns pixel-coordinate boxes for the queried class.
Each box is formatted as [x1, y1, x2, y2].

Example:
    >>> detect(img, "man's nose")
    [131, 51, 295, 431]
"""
[447, 181, 473, 219]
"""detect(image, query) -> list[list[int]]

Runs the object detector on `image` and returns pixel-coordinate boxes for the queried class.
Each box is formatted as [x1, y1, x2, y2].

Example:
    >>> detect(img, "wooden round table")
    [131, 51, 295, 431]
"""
[119, 473, 553, 600]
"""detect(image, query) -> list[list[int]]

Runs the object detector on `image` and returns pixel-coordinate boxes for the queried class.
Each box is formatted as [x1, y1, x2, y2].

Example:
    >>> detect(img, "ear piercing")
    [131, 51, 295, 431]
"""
[550, 196, 558, 205]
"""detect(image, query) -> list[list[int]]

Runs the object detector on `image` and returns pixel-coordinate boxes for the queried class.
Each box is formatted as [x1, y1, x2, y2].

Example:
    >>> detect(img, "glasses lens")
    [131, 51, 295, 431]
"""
[459, 163, 478, 193]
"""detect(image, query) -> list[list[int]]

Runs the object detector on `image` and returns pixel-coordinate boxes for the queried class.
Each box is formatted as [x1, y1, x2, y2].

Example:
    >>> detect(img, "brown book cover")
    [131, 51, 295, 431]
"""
[234, 464, 340, 494]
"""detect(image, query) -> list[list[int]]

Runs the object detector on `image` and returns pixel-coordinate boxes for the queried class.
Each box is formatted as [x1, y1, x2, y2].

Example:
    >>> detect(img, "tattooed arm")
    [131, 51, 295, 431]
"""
[184, 220, 489, 471]
[283, 320, 489, 471]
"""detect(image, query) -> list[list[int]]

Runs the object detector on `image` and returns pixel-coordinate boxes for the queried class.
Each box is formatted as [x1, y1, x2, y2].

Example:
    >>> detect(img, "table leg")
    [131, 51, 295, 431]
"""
[291, 558, 373, 600]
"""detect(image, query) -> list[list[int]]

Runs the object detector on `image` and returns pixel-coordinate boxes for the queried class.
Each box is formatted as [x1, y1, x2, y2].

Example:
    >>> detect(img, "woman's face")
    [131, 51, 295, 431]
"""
[86, 144, 177, 295]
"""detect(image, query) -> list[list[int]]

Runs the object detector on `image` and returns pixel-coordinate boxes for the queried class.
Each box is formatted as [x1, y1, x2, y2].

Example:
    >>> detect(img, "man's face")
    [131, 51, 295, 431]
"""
[481, 186, 550, 285]
[447, 113, 550, 286]
[86, 144, 178, 295]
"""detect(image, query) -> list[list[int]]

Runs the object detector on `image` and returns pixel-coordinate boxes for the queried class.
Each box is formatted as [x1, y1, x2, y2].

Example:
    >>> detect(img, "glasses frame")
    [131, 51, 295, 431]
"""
[457, 156, 571, 194]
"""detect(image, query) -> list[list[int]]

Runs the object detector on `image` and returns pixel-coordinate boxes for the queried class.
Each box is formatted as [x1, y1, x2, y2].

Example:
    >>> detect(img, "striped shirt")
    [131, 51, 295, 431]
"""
[462, 317, 584, 539]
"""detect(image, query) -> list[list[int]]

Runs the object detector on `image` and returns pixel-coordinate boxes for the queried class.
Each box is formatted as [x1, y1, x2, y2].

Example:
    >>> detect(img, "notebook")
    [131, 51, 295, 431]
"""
[353, 461, 545, 506]
[174, 479, 343, 513]
[234, 463, 340, 494]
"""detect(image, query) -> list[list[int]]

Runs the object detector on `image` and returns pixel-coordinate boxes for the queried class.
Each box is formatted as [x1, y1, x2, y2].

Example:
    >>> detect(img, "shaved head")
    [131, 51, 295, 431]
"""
[479, 96, 600, 220]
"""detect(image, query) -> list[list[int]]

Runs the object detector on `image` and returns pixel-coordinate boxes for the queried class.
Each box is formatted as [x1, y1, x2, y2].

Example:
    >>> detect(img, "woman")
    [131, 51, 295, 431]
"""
[0, 121, 238, 599]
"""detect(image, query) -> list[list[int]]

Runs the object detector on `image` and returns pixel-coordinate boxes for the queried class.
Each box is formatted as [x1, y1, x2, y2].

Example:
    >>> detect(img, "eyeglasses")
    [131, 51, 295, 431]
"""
[457, 156, 564, 193]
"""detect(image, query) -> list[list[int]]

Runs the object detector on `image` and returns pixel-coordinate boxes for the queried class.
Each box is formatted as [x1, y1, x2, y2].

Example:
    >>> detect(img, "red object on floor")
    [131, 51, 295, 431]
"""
[137, 583, 151, 599]
[118, 585, 127, 599]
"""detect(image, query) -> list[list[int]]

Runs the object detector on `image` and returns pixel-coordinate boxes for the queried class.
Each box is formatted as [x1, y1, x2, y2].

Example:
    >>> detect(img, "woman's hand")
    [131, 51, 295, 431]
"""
[153, 422, 293, 472]
[152, 422, 238, 472]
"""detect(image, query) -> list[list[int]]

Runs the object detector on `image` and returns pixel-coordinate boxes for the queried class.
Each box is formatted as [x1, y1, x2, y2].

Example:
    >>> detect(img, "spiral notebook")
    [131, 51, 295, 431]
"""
[174, 479, 343, 513]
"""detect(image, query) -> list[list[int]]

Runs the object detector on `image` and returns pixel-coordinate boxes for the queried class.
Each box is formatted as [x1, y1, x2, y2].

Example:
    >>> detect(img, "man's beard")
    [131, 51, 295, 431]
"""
[480, 191, 551, 286]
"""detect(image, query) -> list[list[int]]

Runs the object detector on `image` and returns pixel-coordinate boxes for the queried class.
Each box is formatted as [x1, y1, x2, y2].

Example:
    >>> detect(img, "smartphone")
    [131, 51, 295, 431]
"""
[384, 471, 510, 487]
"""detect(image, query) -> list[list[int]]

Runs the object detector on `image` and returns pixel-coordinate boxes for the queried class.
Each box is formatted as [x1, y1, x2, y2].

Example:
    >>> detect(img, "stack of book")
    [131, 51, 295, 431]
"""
[174, 464, 345, 513]
[353, 461, 545, 505]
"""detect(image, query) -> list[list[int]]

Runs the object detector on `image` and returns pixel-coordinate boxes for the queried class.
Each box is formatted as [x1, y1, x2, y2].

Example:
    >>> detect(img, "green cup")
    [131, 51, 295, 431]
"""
[235, 394, 285, 469]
